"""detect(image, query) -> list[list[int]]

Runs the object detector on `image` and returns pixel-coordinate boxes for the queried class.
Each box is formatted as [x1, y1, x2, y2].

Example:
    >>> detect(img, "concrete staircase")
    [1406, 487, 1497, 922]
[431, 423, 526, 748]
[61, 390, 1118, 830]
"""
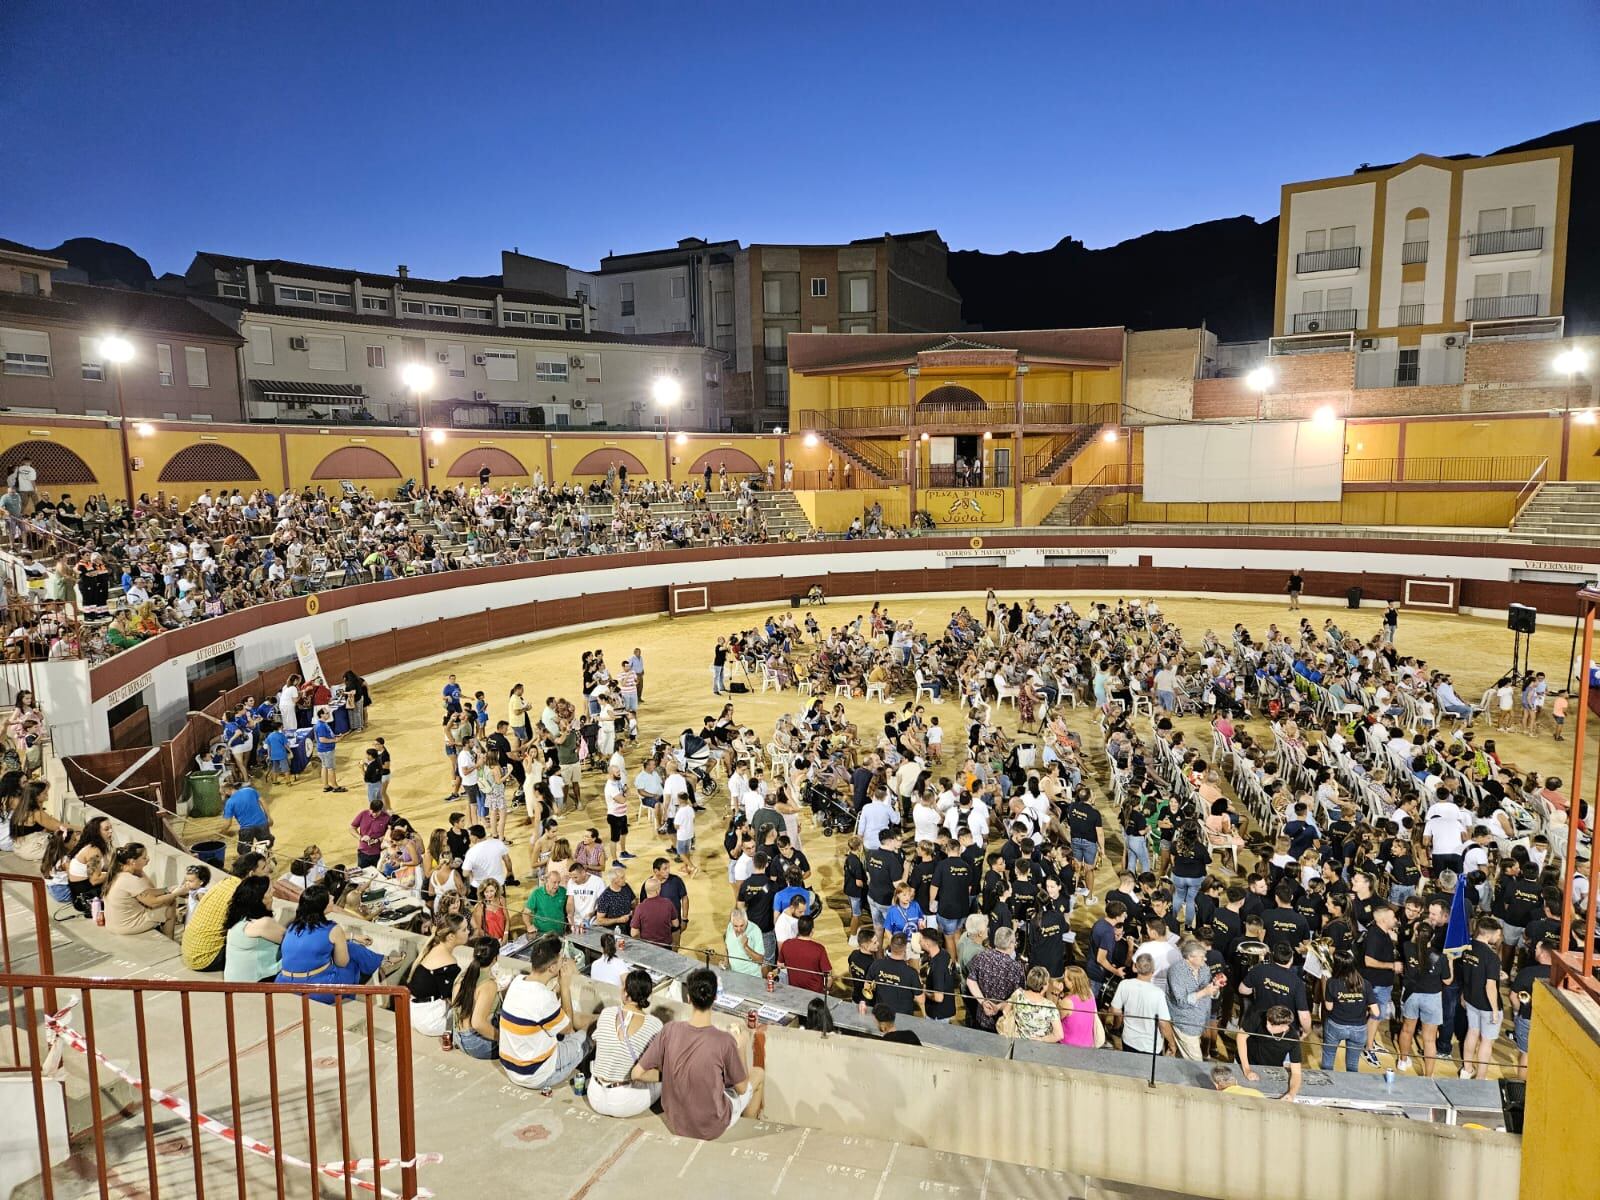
[1510, 481, 1600, 546]
[1032, 423, 1109, 483]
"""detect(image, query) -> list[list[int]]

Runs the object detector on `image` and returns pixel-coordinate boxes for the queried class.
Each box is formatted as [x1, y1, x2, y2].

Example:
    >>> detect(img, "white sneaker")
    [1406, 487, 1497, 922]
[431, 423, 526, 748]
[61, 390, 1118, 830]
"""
[1396, 1057, 1413, 1073]
[1459, 1067, 1474, 1079]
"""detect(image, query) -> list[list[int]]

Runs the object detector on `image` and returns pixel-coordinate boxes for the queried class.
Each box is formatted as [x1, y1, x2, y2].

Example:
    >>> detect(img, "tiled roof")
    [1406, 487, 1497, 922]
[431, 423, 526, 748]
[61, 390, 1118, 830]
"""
[191, 252, 575, 309]
[216, 299, 705, 349]
[0, 282, 243, 342]
[786, 328, 1125, 373]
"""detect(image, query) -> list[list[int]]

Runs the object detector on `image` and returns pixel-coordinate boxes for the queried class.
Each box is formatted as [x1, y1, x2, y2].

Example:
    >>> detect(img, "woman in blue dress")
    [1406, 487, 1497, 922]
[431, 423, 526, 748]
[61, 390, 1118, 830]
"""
[276, 885, 386, 1003]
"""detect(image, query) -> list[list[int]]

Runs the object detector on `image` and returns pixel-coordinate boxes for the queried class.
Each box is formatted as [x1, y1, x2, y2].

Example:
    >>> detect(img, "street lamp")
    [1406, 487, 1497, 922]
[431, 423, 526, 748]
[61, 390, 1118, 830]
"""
[402, 362, 435, 490]
[653, 375, 682, 482]
[1555, 347, 1591, 415]
[1245, 365, 1275, 421]
[99, 336, 137, 505]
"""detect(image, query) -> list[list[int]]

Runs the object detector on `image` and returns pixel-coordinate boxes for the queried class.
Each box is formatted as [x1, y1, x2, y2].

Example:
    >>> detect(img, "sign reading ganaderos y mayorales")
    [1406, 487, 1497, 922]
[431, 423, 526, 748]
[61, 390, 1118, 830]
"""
[926, 488, 1007, 526]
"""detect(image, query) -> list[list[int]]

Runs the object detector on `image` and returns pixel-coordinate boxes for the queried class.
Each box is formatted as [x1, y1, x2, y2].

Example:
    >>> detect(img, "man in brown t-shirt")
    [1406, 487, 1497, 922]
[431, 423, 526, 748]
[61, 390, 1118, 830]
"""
[633, 968, 764, 1139]
[630, 879, 680, 948]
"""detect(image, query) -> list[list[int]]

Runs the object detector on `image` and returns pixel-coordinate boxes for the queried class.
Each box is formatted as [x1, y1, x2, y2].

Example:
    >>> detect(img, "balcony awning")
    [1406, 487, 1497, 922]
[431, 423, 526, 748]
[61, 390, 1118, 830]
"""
[252, 379, 367, 403]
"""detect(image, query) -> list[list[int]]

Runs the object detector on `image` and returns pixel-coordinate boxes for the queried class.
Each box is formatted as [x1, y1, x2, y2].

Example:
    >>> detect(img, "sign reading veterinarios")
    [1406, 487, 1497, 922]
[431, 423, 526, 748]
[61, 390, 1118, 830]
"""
[926, 487, 1008, 526]
[294, 635, 325, 685]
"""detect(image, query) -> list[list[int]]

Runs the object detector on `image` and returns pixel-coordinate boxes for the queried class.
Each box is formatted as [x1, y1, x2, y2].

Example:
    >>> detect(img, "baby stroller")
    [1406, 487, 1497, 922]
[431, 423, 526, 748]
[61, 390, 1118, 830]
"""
[653, 735, 720, 798]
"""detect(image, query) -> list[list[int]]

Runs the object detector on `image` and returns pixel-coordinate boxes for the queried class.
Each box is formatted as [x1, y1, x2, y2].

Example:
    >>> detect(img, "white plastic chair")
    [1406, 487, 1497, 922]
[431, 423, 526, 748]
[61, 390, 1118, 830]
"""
[995, 677, 1020, 709]
[865, 681, 888, 703]
[761, 665, 783, 693]
[915, 671, 942, 705]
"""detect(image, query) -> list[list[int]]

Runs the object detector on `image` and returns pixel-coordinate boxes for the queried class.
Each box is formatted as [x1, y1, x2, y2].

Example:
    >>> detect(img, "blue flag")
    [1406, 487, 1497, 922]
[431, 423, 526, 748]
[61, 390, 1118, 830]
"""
[1443, 874, 1472, 957]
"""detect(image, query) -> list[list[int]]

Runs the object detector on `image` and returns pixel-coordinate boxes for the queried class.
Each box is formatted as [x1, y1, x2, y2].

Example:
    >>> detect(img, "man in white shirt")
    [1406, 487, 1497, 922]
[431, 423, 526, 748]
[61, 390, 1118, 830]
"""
[566, 860, 605, 930]
[1423, 798, 1471, 875]
[663, 768, 690, 826]
[461, 825, 511, 892]
[604, 765, 632, 867]
[1133, 919, 1183, 987]
[967, 793, 992, 844]
[727, 764, 750, 813]
[857, 791, 898, 850]
[1111, 954, 1176, 1055]
[634, 760, 665, 834]
[774, 894, 805, 947]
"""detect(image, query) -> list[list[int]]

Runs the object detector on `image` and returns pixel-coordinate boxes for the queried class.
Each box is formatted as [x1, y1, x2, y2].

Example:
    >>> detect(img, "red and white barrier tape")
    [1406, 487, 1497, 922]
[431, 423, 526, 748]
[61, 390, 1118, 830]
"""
[44, 1000, 440, 1198]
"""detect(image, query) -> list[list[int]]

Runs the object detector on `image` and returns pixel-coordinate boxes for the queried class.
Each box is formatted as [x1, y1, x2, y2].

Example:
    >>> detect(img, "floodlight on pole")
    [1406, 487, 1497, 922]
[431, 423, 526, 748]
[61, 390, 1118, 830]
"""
[1245, 365, 1275, 420]
[402, 362, 436, 489]
[100, 336, 135, 364]
[1555, 347, 1592, 416]
[100, 335, 138, 504]
[653, 376, 683, 481]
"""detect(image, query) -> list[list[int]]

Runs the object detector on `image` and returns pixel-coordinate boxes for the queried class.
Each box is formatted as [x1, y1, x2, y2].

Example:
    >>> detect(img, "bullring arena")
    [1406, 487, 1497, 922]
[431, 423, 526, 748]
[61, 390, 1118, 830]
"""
[4, 326, 1600, 1200]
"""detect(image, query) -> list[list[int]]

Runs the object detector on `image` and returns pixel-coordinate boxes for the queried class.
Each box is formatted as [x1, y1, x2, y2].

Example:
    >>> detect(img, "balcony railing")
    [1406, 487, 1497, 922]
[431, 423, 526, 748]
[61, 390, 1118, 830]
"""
[1293, 309, 1358, 334]
[1342, 454, 1546, 483]
[1401, 240, 1429, 265]
[1296, 246, 1361, 273]
[1469, 227, 1543, 256]
[1467, 294, 1539, 321]
[1398, 303, 1425, 326]
[793, 402, 1117, 432]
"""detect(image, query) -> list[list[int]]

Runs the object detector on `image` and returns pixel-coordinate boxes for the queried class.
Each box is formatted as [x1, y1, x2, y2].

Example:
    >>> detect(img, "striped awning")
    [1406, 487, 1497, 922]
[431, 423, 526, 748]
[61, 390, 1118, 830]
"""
[252, 379, 367, 402]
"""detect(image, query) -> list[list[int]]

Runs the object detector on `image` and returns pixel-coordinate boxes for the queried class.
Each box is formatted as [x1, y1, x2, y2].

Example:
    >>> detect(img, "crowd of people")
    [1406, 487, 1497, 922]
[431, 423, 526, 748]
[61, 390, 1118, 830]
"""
[19, 581, 1594, 1139]
[1, 469, 822, 663]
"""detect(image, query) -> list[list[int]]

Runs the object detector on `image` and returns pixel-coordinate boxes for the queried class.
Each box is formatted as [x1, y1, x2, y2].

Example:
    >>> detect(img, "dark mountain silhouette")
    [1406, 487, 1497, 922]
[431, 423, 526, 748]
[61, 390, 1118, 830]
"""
[41, 237, 156, 290]
[949, 118, 1599, 341]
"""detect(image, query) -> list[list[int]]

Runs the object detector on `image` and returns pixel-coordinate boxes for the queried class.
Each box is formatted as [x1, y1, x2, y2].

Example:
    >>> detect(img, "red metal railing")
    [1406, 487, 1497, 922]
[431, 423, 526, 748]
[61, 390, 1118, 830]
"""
[1554, 586, 1600, 1003]
[0, 873, 423, 1199]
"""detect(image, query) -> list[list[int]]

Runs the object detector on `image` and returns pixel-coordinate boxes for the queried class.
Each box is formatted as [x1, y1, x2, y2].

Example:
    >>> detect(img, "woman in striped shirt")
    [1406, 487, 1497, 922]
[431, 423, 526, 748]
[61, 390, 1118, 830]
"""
[587, 969, 663, 1118]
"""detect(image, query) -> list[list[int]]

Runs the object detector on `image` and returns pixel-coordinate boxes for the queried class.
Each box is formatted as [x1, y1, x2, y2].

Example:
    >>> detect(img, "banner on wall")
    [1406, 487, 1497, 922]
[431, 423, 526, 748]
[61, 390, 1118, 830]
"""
[925, 487, 1008, 526]
[294, 635, 325, 684]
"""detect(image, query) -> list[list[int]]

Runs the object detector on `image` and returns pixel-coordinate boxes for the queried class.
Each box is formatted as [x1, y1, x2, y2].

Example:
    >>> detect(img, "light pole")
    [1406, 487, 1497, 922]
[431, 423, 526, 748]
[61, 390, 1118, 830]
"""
[1554, 347, 1591, 417]
[653, 376, 682, 483]
[402, 362, 435, 492]
[1245, 365, 1275, 421]
[99, 336, 136, 506]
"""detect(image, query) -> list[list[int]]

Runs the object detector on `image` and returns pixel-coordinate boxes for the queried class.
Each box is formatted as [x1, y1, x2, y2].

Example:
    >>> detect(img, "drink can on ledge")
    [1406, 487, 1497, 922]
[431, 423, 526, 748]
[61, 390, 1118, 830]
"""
[766, 975, 776, 993]
[746, 1010, 758, 1031]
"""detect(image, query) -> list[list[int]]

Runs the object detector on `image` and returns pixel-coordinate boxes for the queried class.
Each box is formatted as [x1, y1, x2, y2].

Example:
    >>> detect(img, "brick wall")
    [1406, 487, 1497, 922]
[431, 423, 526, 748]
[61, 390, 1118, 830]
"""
[1465, 335, 1600, 384]
[1192, 378, 1252, 419]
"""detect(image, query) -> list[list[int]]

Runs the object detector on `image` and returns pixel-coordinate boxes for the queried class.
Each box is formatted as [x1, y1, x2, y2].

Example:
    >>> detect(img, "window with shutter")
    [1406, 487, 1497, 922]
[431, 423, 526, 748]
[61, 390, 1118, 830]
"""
[1304, 229, 1327, 253]
[366, 345, 386, 369]
[1474, 273, 1503, 299]
[156, 343, 174, 386]
[1477, 208, 1507, 234]
[1, 328, 52, 377]
[1507, 269, 1533, 296]
[79, 337, 106, 381]
[1330, 226, 1356, 250]
[184, 346, 210, 388]
[1400, 281, 1424, 305]
[483, 350, 518, 382]
[1511, 205, 1536, 230]
[1404, 215, 1429, 243]
[848, 277, 870, 312]
[762, 279, 782, 314]
[245, 325, 274, 365]
[306, 334, 346, 371]
[1302, 289, 1324, 312]
[1325, 287, 1353, 311]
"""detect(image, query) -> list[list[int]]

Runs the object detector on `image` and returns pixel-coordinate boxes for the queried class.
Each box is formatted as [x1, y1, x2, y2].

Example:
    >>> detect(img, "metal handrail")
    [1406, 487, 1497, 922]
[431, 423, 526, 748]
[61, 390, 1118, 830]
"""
[1293, 309, 1359, 334]
[1342, 455, 1546, 484]
[797, 410, 899, 478]
[0, 873, 57, 1012]
[1295, 246, 1361, 273]
[1511, 457, 1551, 527]
[1400, 240, 1429, 265]
[1469, 226, 1543, 256]
[1466, 294, 1539, 321]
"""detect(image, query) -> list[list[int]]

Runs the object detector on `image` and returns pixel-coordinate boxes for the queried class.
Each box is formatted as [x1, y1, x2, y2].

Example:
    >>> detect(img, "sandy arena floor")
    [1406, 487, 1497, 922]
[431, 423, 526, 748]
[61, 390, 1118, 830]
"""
[184, 592, 1575, 1075]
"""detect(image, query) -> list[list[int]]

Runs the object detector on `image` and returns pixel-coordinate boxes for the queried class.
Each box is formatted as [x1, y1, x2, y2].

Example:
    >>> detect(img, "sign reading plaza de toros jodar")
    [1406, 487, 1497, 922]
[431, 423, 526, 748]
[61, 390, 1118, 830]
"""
[926, 488, 1008, 526]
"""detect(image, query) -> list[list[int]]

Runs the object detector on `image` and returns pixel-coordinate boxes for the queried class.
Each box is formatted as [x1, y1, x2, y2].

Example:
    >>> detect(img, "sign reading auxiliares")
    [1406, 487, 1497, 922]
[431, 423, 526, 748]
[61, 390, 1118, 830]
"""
[926, 487, 1008, 526]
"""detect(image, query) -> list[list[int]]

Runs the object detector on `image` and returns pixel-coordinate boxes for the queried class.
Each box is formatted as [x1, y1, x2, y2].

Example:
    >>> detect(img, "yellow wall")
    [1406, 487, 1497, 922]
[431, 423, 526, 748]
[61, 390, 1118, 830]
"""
[1565, 419, 1600, 480]
[0, 420, 124, 499]
[133, 427, 285, 502]
[282, 430, 422, 498]
[794, 487, 908, 530]
[1123, 490, 1515, 528]
[1403, 416, 1561, 463]
[1520, 984, 1600, 1200]
[1345, 421, 1401, 461]
[1021, 485, 1071, 525]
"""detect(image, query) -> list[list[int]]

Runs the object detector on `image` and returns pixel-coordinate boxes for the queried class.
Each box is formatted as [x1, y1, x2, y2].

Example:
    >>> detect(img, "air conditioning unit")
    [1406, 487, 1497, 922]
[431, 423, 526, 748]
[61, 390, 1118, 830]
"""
[473, 354, 486, 365]
[571, 398, 587, 410]
[1359, 338, 1377, 351]
[435, 352, 450, 363]
[473, 390, 486, 401]
[1444, 334, 1461, 348]
[1306, 320, 1322, 332]
[289, 336, 308, 351]
[568, 355, 585, 369]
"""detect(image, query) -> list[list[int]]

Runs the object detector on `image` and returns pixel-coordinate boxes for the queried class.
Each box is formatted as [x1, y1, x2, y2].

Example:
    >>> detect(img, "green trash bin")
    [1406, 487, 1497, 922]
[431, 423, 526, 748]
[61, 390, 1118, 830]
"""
[186, 770, 223, 818]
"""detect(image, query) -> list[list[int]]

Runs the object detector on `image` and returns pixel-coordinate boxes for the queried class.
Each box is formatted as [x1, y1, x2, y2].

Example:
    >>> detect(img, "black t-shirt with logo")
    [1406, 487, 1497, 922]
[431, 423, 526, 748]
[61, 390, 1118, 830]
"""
[842, 853, 867, 900]
[1244, 961, 1307, 1015]
[1459, 939, 1498, 1010]
[1402, 927, 1449, 995]
[864, 848, 904, 904]
[1326, 978, 1375, 1026]
[931, 856, 975, 920]
[1009, 875, 1040, 924]
[923, 951, 958, 1020]
[1361, 926, 1399, 987]
[737, 874, 778, 933]
[847, 949, 875, 1004]
[865, 956, 922, 1016]
[1065, 800, 1102, 844]
[1493, 877, 1542, 929]
[1293, 892, 1326, 935]
[1210, 907, 1243, 957]
[1512, 963, 1550, 1019]
[1263, 907, 1309, 951]
[1028, 904, 1070, 978]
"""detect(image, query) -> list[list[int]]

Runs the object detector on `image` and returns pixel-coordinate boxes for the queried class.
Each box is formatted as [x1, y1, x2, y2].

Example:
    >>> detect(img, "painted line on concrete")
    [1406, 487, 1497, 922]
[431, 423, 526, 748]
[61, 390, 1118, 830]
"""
[980, 1156, 992, 1198]
[566, 1127, 643, 1200]
[770, 1127, 808, 1195]
[871, 1142, 899, 1200]
[677, 1138, 705, 1179]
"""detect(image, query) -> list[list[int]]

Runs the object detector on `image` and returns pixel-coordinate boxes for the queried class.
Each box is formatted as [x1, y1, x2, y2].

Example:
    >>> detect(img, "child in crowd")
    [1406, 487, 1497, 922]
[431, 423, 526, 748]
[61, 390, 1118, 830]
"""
[1552, 691, 1569, 740]
[184, 864, 212, 921]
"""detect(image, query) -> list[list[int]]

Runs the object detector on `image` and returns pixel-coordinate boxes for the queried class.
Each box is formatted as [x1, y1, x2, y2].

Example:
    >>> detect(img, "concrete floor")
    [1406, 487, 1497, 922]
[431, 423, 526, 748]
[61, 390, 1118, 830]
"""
[180, 592, 1572, 1079]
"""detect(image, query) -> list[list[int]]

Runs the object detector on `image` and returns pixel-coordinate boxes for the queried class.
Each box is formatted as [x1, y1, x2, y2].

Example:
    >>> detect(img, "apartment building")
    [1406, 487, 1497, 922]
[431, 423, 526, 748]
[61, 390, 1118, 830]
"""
[1274, 144, 1572, 389]
[0, 239, 245, 420]
[184, 253, 725, 431]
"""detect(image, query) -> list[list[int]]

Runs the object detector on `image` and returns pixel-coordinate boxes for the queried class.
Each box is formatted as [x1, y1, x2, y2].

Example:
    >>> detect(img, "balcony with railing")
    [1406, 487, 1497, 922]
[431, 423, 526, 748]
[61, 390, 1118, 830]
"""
[1401, 240, 1429, 265]
[1398, 303, 1425, 326]
[1293, 309, 1358, 334]
[793, 401, 1118, 433]
[1467, 294, 1539, 321]
[1469, 227, 1544, 256]
[1295, 245, 1361, 274]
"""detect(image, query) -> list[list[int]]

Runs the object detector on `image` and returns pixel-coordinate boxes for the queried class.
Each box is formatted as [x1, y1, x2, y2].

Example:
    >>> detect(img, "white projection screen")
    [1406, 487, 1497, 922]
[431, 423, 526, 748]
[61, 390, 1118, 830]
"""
[1142, 420, 1345, 503]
